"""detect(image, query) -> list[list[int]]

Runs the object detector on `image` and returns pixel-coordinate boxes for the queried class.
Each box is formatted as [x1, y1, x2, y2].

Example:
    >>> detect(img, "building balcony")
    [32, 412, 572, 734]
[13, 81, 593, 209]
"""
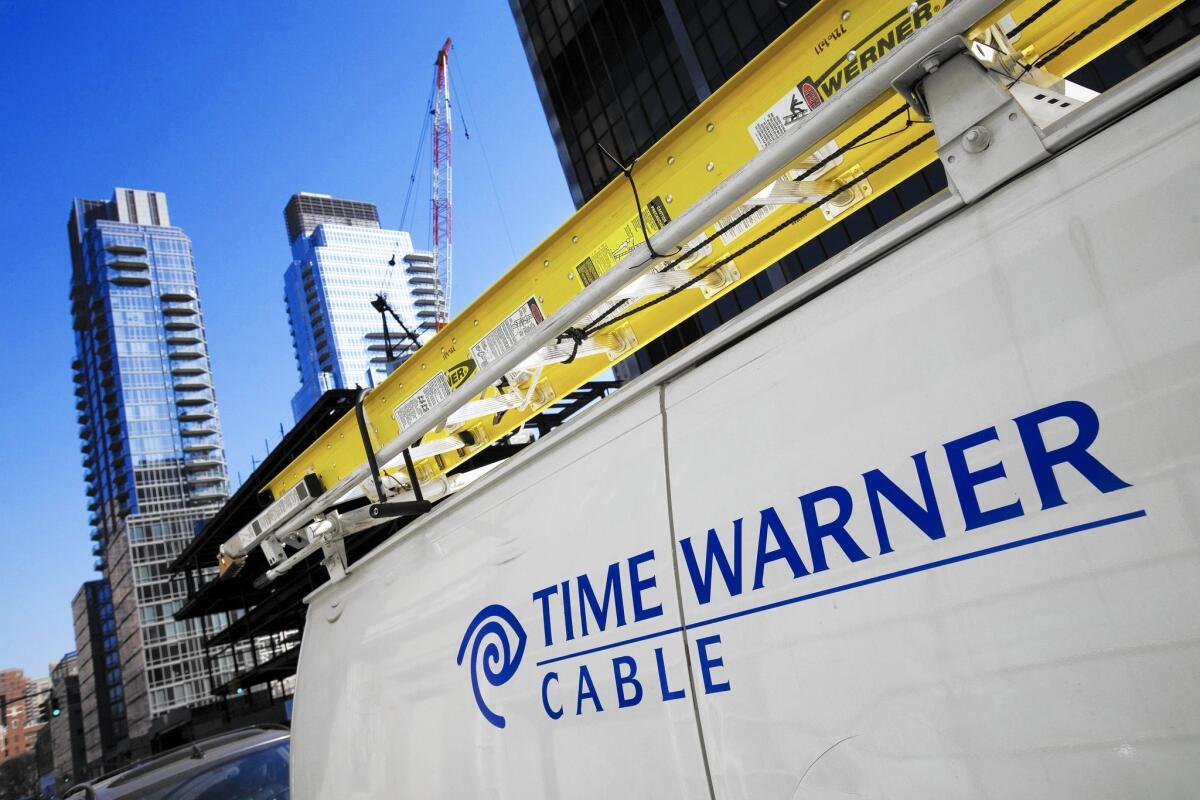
[110, 275, 152, 287]
[414, 298, 438, 308]
[164, 319, 200, 331]
[188, 474, 225, 486]
[171, 366, 209, 379]
[90, 529, 103, 543]
[307, 300, 320, 315]
[162, 305, 198, 317]
[79, 426, 92, 440]
[178, 410, 215, 422]
[166, 334, 203, 346]
[180, 425, 218, 437]
[188, 489, 227, 505]
[161, 290, 197, 302]
[94, 558, 105, 572]
[183, 442, 220, 453]
[183, 458, 223, 471]
[173, 379, 211, 392]
[105, 243, 147, 256]
[168, 349, 205, 360]
[108, 260, 149, 272]
[75, 385, 87, 399]
[109, 439, 123, 453]
[81, 440, 94, 455]
[76, 397, 88, 411]
[175, 395, 211, 407]
[74, 372, 86, 384]
[404, 251, 435, 265]
[416, 309, 439, 320]
[409, 276, 438, 286]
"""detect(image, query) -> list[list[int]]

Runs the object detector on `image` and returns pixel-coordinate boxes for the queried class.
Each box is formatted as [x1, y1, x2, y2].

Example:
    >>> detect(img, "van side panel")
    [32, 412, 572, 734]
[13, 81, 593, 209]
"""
[666, 77, 1200, 798]
[291, 390, 712, 799]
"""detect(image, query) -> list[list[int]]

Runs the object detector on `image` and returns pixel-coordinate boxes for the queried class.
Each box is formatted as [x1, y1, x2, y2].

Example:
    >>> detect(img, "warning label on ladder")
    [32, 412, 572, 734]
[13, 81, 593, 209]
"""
[717, 205, 775, 246]
[393, 372, 452, 431]
[576, 197, 671, 287]
[749, 77, 823, 151]
[470, 297, 546, 370]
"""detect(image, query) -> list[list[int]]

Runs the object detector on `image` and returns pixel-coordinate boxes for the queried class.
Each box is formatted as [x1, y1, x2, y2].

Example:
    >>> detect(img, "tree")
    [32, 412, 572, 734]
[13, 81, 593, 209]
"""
[0, 754, 39, 800]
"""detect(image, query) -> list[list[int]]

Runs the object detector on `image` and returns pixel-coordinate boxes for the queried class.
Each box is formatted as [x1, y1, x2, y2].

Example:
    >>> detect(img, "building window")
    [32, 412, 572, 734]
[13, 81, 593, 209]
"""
[125, 190, 139, 224]
[148, 192, 161, 226]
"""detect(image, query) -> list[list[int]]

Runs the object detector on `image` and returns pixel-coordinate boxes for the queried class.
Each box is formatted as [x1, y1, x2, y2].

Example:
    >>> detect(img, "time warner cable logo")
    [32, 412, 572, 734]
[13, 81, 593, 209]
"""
[456, 604, 527, 728]
[455, 400, 1142, 729]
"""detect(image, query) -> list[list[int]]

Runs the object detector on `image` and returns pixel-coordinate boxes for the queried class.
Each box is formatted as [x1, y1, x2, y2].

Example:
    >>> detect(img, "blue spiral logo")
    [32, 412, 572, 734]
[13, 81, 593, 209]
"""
[456, 604, 527, 728]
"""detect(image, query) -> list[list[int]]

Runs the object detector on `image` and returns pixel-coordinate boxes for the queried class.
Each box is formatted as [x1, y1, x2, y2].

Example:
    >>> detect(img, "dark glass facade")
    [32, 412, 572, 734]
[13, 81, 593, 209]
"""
[511, 0, 1200, 380]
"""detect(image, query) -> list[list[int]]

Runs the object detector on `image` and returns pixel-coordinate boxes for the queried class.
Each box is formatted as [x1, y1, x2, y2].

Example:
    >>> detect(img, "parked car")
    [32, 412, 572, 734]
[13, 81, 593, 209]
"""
[65, 725, 289, 800]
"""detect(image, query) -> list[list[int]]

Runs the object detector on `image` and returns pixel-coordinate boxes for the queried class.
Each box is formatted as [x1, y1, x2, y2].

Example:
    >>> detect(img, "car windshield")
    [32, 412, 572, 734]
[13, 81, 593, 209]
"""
[131, 741, 290, 800]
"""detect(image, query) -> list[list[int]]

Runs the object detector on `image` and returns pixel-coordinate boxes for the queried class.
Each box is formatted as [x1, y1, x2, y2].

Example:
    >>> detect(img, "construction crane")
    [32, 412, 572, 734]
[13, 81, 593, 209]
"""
[431, 37, 454, 327]
[218, 0, 1184, 585]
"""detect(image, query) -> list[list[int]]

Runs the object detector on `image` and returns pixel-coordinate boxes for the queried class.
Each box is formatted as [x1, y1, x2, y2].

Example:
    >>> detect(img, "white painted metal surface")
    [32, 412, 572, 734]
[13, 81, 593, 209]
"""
[291, 72, 1200, 799]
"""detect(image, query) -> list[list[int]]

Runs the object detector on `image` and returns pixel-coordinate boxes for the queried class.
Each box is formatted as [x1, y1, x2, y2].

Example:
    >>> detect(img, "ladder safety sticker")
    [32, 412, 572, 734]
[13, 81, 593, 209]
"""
[749, 77, 823, 152]
[470, 298, 546, 370]
[393, 372, 452, 431]
[575, 197, 671, 287]
[717, 205, 776, 246]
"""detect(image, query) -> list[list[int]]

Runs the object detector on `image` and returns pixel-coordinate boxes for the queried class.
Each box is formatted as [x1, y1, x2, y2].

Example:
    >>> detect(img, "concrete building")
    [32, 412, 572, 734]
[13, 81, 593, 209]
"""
[282, 193, 433, 420]
[70, 581, 125, 774]
[48, 653, 87, 786]
[67, 188, 236, 766]
[0, 669, 47, 764]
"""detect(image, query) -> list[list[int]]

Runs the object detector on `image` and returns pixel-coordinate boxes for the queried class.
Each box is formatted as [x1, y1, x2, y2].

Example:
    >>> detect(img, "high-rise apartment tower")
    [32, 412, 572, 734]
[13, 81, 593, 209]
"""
[67, 188, 234, 762]
[283, 193, 434, 420]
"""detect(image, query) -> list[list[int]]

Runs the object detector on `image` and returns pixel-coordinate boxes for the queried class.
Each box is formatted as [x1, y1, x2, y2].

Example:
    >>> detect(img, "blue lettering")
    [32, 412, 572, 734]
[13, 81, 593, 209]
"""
[696, 634, 731, 694]
[541, 672, 562, 720]
[864, 451, 945, 554]
[576, 664, 603, 714]
[561, 580, 575, 641]
[577, 563, 627, 636]
[944, 427, 1024, 530]
[1014, 400, 1130, 509]
[628, 550, 664, 621]
[800, 486, 869, 572]
[613, 655, 643, 708]
[532, 585, 558, 647]
[655, 647, 686, 701]
[753, 506, 809, 589]
[679, 519, 744, 604]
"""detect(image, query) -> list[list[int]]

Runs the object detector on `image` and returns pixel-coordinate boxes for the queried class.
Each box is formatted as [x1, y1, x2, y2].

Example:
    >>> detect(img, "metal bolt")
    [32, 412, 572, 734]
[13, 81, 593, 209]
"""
[962, 125, 991, 153]
[947, 155, 956, 163]
[567, 272, 575, 280]
[921, 56, 940, 74]
[542, 259, 550, 267]
[907, 2, 919, 13]
[1008, 112, 1018, 121]
[667, 155, 675, 165]
[705, 123, 715, 133]
[706, 162, 715, 172]
[472, 319, 478, 326]
[665, 194, 673, 203]
[842, 10, 851, 21]
[847, 50, 857, 63]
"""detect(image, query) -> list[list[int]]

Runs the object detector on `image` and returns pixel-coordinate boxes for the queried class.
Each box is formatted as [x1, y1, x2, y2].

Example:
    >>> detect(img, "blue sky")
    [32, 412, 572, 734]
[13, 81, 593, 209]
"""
[0, 0, 574, 676]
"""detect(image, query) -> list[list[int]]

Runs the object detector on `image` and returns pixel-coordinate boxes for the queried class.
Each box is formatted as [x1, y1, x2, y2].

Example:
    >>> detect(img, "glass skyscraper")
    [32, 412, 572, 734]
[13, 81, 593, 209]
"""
[283, 193, 434, 420]
[67, 188, 235, 762]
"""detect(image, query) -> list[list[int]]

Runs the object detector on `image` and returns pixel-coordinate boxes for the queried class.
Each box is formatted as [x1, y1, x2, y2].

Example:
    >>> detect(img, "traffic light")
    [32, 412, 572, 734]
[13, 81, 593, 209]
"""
[51, 694, 61, 717]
